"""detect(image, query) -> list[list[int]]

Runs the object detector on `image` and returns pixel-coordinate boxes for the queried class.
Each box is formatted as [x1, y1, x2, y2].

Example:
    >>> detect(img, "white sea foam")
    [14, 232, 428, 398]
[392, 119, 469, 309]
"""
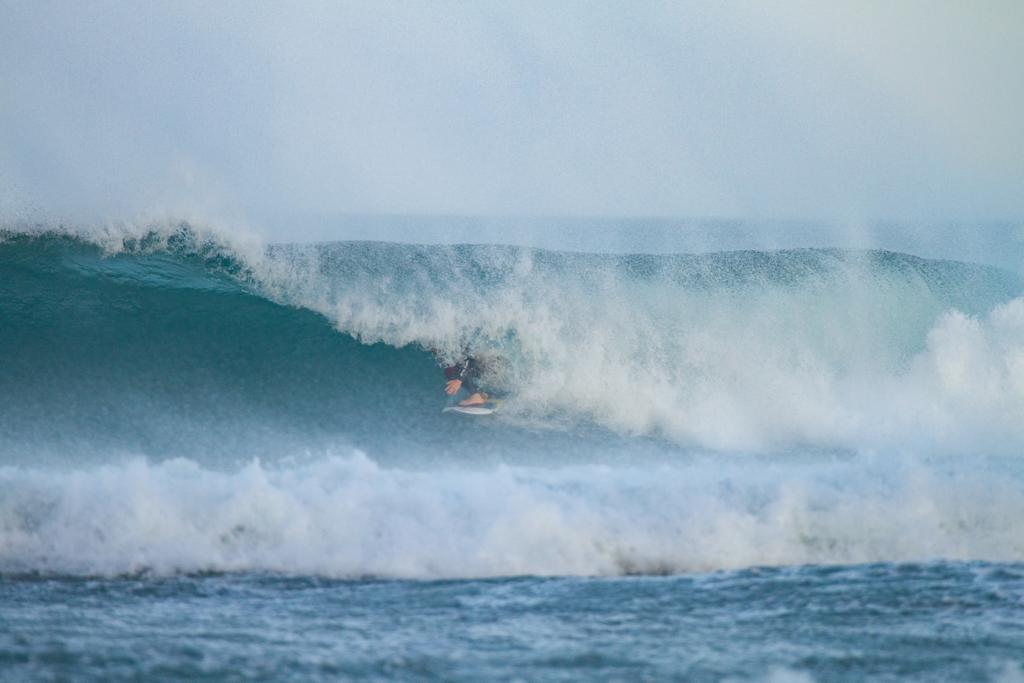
[3, 453, 1023, 578]
[250, 242, 1024, 454]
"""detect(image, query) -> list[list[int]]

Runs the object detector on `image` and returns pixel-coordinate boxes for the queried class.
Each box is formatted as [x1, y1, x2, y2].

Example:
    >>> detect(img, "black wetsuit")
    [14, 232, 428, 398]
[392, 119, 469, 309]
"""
[444, 357, 484, 395]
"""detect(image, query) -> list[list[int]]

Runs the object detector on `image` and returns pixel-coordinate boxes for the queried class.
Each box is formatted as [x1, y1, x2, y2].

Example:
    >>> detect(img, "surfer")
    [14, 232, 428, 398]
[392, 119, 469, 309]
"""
[443, 356, 490, 406]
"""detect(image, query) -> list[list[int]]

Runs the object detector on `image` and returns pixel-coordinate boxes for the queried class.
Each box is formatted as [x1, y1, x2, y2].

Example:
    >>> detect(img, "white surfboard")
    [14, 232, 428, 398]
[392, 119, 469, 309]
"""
[443, 401, 501, 415]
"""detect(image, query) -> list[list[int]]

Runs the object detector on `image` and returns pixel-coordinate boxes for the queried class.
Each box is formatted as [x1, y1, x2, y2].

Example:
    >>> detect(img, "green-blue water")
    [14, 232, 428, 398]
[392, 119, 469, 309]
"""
[3, 224, 1024, 680]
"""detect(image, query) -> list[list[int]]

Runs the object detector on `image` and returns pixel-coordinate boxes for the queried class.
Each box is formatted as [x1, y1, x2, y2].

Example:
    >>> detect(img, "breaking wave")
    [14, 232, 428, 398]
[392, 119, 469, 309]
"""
[1, 222, 1022, 456]
[3, 453, 1023, 578]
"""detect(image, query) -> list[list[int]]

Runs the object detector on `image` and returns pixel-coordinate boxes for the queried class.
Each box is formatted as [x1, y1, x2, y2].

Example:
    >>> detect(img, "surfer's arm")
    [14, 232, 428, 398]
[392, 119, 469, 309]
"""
[443, 358, 473, 394]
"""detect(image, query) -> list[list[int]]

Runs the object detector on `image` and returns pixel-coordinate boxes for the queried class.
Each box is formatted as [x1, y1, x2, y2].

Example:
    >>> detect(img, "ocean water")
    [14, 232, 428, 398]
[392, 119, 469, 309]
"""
[2, 221, 1024, 680]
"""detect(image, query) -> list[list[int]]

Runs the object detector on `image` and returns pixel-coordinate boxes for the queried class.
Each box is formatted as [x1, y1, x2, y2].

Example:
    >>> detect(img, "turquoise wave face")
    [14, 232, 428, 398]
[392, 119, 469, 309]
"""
[0, 231, 452, 464]
[2, 225, 1023, 461]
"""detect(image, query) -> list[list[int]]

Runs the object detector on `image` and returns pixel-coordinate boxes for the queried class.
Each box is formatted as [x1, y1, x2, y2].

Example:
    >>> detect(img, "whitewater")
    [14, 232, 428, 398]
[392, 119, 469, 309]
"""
[3, 220, 1024, 680]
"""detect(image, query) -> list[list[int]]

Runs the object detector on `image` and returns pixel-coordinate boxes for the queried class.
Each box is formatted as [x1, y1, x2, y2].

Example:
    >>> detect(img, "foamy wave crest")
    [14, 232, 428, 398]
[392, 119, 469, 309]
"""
[888, 299, 1024, 452]
[3, 454, 1023, 578]
[249, 241, 1024, 452]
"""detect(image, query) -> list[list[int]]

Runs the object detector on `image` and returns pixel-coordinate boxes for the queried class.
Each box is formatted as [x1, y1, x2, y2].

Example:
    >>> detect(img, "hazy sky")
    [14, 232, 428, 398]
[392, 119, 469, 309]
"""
[2, 1, 1022, 227]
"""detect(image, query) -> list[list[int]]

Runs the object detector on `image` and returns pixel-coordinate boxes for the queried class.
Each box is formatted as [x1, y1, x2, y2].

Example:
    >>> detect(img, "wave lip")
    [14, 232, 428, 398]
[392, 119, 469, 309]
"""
[2, 454, 1023, 579]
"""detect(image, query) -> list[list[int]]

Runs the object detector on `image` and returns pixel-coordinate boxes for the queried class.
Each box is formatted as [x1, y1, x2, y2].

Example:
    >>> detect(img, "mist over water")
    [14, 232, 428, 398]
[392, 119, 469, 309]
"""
[3, 2, 1023, 223]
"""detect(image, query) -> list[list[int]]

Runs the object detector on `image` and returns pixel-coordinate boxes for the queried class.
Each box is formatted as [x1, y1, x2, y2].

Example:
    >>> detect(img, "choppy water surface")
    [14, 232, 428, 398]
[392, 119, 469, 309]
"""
[3, 563, 1024, 681]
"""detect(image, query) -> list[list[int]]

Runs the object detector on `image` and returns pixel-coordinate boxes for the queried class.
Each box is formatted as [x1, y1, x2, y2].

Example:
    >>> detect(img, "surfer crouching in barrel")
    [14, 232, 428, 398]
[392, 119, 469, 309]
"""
[443, 356, 490, 406]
